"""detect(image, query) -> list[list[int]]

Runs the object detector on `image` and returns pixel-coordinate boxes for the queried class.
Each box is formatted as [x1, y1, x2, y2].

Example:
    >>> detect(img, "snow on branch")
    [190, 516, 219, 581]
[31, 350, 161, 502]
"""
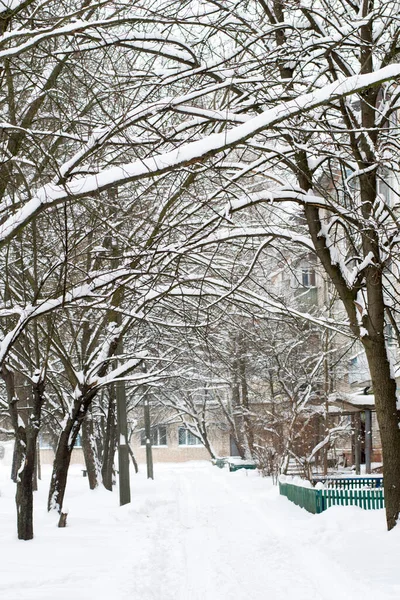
[87, 353, 147, 389]
[0, 267, 134, 366]
[0, 16, 196, 60]
[0, 427, 14, 436]
[182, 225, 315, 252]
[307, 426, 350, 464]
[1, 63, 399, 246]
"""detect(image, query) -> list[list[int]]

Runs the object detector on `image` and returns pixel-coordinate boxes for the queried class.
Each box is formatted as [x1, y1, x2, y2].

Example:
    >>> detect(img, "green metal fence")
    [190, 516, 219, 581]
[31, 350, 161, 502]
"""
[279, 481, 324, 514]
[279, 479, 385, 514]
[322, 487, 384, 510]
[312, 476, 383, 489]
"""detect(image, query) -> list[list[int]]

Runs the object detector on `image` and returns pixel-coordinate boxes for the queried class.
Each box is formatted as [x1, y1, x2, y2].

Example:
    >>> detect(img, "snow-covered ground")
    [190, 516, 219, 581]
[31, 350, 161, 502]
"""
[1, 461, 399, 600]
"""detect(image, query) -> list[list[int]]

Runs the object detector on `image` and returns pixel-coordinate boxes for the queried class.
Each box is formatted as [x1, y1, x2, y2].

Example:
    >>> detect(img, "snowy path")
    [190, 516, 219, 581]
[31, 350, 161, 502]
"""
[1, 462, 400, 600]
[152, 464, 375, 600]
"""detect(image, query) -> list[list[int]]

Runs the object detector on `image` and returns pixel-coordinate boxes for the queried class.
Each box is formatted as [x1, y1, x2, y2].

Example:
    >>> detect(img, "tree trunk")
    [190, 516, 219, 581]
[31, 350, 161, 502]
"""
[11, 433, 24, 483]
[2, 365, 45, 539]
[231, 346, 252, 459]
[102, 386, 117, 490]
[364, 340, 400, 530]
[301, 143, 400, 529]
[4, 369, 24, 484]
[15, 429, 36, 540]
[201, 435, 216, 460]
[48, 416, 83, 512]
[48, 426, 75, 512]
[231, 374, 246, 460]
[16, 379, 44, 540]
[48, 385, 100, 512]
[239, 347, 254, 458]
[81, 411, 101, 490]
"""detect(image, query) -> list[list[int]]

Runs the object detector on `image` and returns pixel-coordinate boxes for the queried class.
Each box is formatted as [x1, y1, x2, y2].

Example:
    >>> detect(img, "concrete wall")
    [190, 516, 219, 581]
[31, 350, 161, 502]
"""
[37, 425, 231, 466]
[40, 448, 84, 465]
[131, 423, 231, 463]
[338, 411, 382, 465]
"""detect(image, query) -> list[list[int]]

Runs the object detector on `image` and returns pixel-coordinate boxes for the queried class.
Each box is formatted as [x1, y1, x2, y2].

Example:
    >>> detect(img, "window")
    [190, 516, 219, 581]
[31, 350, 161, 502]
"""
[140, 425, 167, 447]
[385, 323, 395, 347]
[74, 434, 82, 448]
[301, 268, 316, 287]
[178, 427, 202, 446]
[38, 435, 52, 449]
[378, 168, 393, 207]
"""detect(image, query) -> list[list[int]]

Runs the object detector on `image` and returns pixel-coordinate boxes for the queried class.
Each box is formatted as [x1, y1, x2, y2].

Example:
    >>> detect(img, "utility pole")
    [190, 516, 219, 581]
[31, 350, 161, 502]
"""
[144, 392, 154, 480]
[323, 331, 330, 476]
[116, 337, 131, 506]
[109, 217, 131, 506]
[365, 408, 372, 474]
[354, 412, 361, 475]
[142, 363, 154, 479]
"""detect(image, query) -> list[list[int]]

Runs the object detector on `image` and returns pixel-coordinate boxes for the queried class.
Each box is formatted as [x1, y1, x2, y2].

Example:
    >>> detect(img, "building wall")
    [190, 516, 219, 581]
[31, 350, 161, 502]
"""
[0, 440, 15, 467]
[336, 411, 382, 466]
[40, 448, 84, 465]
[133, 445, 213, 463]
[131, 423, 231, 463]
[37, 424, 231, 466]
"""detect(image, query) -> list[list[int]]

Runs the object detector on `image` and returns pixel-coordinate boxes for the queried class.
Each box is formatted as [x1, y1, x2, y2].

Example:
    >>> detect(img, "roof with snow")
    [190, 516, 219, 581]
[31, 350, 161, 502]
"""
[328, 389, 375, 411]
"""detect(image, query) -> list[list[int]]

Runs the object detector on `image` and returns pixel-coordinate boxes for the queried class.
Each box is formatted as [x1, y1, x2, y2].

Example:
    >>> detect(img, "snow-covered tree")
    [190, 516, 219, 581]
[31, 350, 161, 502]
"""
[100, 0, 400, 530]
[1, 0, 400, 535]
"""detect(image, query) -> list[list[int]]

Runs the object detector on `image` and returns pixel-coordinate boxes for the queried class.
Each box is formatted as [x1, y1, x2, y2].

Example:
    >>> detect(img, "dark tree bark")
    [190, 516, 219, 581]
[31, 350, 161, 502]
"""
[303, 181, 400, 530]
[10, 416, 23, 483]
[231, 362, 246, 460]
[363, 323, 400, 530]
[4, 370, 25, 484]
[200, 433, 216, 460]
[102, 386, 118, 490]
[15, 425, 36, 540]
[48, 330, 122, 512]
[238, 336, 255, 457]
[2, 365, 45, 540]
[230, 334, 253, 460]
[48, 388, 96, 512]
[81, 409, 101, 490]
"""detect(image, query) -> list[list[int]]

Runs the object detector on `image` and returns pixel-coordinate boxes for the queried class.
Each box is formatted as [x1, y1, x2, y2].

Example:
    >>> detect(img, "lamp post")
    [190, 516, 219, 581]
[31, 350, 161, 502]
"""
[365, 408, 372, 474]
[142, 362, 154, 480]
[144, 392, 154, 480]
[116, 337, 131, 506]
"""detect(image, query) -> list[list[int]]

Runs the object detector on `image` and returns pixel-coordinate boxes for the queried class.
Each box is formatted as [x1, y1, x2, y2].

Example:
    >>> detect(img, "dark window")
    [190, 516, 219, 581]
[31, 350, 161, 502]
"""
[141, 425, 167, 446]
[385, 323, 395, 347]
[378, 169, 392, 206]
[38, 435, 52, 449]
[178, 427, 202, 446]
[301, 268, 316, 287]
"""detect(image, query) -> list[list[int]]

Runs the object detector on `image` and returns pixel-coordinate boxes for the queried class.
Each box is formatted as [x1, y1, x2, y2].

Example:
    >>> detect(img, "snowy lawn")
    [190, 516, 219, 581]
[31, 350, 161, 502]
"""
[0, 461, 399, 600]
